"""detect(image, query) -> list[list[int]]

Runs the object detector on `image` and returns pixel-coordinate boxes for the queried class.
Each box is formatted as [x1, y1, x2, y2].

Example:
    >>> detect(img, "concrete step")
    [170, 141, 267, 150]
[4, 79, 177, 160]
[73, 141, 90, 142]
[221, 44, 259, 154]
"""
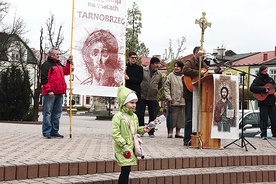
[1, 154, 276, 182]
[2, 165, 276, 184]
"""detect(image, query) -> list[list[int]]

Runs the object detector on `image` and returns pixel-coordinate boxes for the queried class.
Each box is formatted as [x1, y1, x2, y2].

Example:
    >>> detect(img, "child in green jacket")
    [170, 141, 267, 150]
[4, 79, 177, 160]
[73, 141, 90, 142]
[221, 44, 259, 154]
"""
[112, 86, 151, 184]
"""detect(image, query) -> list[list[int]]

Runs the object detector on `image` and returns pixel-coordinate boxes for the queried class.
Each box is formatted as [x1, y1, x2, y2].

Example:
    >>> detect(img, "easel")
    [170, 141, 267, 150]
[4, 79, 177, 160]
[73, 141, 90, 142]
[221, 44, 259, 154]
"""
[224, 71, 256, 151]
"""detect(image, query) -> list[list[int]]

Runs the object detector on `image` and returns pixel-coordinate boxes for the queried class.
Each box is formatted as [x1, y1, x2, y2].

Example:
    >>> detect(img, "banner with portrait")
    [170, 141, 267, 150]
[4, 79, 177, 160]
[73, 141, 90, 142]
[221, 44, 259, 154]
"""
[211, 74, 239, 139]
[72, 0, 126, 97]
[191, 74, 239, 140]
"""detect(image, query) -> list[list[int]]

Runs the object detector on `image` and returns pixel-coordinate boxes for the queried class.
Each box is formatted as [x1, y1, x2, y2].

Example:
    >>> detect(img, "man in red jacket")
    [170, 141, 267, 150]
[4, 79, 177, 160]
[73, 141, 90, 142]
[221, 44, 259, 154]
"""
[41, 48, 73, 139]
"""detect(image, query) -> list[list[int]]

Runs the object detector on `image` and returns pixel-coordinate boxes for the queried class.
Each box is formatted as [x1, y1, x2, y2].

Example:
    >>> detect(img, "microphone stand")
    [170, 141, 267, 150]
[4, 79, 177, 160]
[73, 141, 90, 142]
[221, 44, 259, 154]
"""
[220, 62, 257, 151]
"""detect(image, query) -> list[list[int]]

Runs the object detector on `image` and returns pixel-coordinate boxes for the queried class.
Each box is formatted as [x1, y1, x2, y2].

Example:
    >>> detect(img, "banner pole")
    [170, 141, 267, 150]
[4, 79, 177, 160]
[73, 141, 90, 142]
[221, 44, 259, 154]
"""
[69, 0, 75, 138]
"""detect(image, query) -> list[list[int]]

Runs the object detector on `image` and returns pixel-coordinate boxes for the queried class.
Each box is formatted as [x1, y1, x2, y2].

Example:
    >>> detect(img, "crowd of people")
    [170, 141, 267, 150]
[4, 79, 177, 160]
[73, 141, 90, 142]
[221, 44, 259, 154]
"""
[41, 47, 276, 184]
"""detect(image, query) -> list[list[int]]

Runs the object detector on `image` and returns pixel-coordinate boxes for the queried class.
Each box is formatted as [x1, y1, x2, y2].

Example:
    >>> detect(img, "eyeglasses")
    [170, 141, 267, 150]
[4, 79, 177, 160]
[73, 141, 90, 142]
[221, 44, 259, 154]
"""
[130, 56, 137, 59]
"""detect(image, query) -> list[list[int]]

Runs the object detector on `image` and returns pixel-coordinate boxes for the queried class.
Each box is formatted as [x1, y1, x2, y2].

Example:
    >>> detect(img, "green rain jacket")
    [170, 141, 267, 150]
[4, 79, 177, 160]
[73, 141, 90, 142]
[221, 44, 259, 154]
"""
[112, 86, 145, 166]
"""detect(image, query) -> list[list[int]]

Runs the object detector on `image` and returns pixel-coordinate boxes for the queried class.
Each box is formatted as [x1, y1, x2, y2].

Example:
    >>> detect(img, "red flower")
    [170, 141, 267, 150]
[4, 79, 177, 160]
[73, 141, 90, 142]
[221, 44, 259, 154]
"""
[123, 150, 131, 158]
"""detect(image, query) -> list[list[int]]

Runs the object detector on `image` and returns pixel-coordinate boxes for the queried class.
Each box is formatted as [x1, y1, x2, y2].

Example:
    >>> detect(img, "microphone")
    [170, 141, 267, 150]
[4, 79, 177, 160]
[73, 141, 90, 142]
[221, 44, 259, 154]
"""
[212, 58, 220, 64]
[203, 55, 214, 66]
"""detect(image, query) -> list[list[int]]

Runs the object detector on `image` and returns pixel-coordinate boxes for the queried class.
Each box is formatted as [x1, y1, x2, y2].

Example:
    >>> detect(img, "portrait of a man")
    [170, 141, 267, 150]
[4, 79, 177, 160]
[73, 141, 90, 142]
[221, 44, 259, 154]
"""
[213, 86, 236, 132]
[80, 29, 123, 87]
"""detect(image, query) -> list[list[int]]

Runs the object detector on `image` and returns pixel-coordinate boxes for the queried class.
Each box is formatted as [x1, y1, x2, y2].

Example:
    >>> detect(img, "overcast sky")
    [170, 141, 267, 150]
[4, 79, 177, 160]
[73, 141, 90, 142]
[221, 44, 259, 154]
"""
[4, 0, 276, 58]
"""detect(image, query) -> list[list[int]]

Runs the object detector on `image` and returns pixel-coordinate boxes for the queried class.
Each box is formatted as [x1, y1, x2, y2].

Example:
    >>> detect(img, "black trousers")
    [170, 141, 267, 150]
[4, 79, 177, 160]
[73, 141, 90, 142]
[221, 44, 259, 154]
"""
[259, 106, 276, 137]
[118, 166, 131, 184]
[136, 99, 157, 135]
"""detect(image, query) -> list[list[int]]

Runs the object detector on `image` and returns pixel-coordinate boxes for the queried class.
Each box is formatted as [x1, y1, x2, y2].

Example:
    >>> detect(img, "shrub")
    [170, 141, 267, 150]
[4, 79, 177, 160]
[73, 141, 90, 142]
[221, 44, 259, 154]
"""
[0, 65, 32, 120]
[76, 106, 89, 111]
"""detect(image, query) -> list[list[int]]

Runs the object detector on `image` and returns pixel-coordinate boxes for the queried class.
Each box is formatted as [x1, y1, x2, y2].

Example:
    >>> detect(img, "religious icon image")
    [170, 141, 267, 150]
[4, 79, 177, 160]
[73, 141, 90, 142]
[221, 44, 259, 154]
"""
[213, 86, 236, 132]
[80, 29, 123, 87]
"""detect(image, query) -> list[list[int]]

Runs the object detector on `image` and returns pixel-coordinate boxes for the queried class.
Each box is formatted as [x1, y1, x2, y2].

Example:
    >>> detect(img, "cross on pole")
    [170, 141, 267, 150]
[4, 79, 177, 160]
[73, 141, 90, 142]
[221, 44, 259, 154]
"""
[195, 12, 212, 49]
[194, 12, 211, 149]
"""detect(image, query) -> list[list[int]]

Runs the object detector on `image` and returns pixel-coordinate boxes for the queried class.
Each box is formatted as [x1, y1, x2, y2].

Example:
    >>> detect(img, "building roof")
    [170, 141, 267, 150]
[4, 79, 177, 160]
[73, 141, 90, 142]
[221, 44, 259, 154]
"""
[140, 56, 166, 69]
[224, 52, 259, 63]
[0, 32, 37, 64]
[141, 56, 151, 67]
[179, 54, 193, 61]
[263, 58, 276, 65]
[231, 50, 276, 66]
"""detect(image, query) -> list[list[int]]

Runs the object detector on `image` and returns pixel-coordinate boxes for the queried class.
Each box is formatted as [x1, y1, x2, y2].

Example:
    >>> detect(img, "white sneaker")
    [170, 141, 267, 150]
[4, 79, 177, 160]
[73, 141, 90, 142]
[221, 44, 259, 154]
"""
[272, 137, 276, 140]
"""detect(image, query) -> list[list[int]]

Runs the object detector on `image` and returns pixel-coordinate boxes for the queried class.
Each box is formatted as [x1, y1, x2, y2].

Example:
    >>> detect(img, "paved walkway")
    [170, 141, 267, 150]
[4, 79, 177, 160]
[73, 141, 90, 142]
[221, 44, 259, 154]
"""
[1, 112, 276, 166]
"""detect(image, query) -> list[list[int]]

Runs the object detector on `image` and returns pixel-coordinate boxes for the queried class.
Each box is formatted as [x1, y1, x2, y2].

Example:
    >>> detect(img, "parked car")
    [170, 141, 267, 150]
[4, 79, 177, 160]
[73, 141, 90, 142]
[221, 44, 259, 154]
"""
[238, 110, 271, 137]
[254, 130, 272, 139]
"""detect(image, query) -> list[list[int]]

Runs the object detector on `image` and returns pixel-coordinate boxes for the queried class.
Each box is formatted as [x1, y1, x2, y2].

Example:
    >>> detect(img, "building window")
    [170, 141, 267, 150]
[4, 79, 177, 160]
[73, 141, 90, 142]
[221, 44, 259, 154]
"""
[11, 51, 19, 61]
[86, 96, 91, 105]
[270, 69, 276, 81]
[238, 73, 243, 86]
[73, 94, 80, 105]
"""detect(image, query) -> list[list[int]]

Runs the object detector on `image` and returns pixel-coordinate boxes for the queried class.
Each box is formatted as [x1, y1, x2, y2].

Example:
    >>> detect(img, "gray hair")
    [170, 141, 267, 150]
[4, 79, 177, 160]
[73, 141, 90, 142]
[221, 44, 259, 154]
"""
[48, 48, 59, 55]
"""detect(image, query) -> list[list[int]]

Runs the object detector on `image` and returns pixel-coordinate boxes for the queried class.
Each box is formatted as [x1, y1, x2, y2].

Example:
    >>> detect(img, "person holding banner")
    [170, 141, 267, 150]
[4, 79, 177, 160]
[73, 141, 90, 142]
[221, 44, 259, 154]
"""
[81, 29, 123, 87]
[41, 48, 73, 139]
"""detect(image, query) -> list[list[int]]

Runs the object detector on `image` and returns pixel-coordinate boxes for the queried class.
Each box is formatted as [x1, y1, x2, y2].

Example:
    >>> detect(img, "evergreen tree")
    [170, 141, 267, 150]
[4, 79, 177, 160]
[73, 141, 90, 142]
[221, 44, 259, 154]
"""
[126, 2, 149, 57]
[0, 64, 31, 120]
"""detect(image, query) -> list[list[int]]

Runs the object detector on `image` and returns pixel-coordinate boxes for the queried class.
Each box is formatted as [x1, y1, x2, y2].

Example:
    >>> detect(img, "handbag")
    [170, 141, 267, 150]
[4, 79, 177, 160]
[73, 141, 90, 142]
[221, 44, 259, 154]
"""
[120, 112, 144, 159]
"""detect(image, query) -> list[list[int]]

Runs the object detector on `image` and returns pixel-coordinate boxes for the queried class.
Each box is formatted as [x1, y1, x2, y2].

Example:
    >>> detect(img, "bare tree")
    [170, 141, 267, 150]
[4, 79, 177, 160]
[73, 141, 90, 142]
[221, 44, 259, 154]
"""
[45, 13, 68, 54]
[0, 0, 9, 24]
[0, 11, 28, 70]
[175, 36, 186, 59]
[0, 4, 68, 121]
[30, 28, 44, 121]
[164, 36, 186, 62]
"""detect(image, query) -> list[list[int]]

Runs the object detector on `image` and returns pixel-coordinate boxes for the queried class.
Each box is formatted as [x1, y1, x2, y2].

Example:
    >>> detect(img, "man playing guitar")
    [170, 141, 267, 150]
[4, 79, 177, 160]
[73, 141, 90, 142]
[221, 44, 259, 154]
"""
[250, 65, 276, 140]
[182, 46, 209, 146]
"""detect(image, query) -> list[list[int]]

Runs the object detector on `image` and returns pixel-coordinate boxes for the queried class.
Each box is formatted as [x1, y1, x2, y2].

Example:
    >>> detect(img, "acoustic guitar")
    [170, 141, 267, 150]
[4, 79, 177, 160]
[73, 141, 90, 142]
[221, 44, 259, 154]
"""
[183, 68, 208, 92]
[253, 83, 276, 101]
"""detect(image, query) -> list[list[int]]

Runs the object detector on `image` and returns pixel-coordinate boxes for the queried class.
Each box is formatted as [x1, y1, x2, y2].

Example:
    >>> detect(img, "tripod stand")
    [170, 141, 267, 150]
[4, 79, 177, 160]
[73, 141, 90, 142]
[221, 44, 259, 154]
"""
[224, 72, 256, 151]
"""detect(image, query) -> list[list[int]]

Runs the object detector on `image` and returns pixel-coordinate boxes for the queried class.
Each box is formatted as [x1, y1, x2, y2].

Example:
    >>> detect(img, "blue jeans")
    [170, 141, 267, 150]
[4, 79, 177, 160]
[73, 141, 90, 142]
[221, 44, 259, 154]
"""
[42, 94, 63, 136]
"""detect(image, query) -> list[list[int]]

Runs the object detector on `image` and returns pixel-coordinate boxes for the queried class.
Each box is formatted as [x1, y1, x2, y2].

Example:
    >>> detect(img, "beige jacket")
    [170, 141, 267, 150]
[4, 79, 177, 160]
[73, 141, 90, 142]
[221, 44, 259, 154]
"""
[140, 66, 162, 100]
[164, 72, 185, 106]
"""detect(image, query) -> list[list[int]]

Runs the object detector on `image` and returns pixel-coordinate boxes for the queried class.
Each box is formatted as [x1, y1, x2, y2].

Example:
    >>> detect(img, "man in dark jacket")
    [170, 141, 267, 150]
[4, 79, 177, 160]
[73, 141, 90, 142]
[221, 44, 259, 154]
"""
[250, 65, 276, 140]
[125, 51, 143, 112]
[182, 46, 208, 146]
[41, 48, 73, 139]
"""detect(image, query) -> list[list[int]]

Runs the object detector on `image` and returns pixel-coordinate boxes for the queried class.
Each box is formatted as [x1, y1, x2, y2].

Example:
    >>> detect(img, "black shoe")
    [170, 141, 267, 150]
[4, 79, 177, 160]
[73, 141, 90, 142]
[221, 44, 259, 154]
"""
[43, 135, 51, 139]
[184, 142, 191, 146]
[175, 134, 184, 138]
[51, 134, 64, 138]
